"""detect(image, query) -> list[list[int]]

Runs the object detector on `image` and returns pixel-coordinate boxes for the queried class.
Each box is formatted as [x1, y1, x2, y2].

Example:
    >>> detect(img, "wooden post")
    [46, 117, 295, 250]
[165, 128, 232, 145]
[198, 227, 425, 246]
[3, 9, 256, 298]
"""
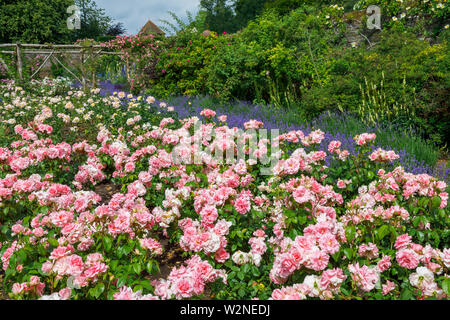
[81, 49, 86, 91]
[16, 43, 23, 81]
[90, 45, 95, 89]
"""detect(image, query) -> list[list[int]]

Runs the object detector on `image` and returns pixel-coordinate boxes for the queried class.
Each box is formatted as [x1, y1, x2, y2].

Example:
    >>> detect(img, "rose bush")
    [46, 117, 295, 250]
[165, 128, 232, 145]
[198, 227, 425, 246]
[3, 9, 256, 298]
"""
[0, 79, 448, 300]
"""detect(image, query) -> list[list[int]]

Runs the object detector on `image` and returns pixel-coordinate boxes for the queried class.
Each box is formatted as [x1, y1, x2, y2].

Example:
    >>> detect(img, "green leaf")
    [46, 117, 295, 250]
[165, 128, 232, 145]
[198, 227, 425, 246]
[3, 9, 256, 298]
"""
[442, 279, 450, 295]
[48, 238, 59, 247]
[417, 231, 425, 242]
[116, 277, 126, 288]
[298, 215, 307, 225]
[146, 261, 153, 273]
[345, 226, 356, 243]
[431, 196, 441, 209]
[103, 237, 112, 252]
[284, 209, 297, 218]
[110, 260, 119, 270]
[343, 248, 353, 260]
[133, 263, 142, 274]
[376, 225, 390, 241]
[412, 216, 421, 228]
[117, 246, 124, 258]
[91, 283, 105, 298]
[400, 288, 413, 300]
[331, 251, 341, 262]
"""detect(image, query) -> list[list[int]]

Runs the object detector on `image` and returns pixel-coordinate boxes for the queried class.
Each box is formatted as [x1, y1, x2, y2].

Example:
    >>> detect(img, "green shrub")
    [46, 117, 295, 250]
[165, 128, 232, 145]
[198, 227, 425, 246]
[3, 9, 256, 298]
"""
[150, 30, 226, 98]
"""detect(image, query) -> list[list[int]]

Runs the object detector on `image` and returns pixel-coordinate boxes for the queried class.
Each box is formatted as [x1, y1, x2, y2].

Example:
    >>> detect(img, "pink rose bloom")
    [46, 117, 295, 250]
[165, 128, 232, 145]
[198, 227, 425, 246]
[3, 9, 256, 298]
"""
[279, 256, 297, 277]
[338, 150, 349, 160]
[29, 276, 41, 286]
[12, 282, 25, 294]
[440, 248, 450, 268]
[328, 140, 341, 153]
[284, 158, 300, 175]
[348, 263, 379, 292]
[271, 289, 285, 300]
[358, 243, 379, 259]
[320, 268, 346, 290]
[234, 196, 250, 214]
[243, 119, 264, 129]
[410, 243, 423, 254]
[140, 238, 163, 255]
[308, 250, 330, 271]
[337, 180, 346, 189]
[83, 262, 108, 279]
[377, 255, 392, 272]
[85, 253, 104, 265]
[396, 249, 420, 269]
[318, 233, 340, 255]
[59, 288, 72, 300]
[426, 262, 442, 274]
[41, 261, 53, 274]
[174, 278, 194, 298]
[50, 246, 72, 260]
[124, 162, 135, 172]
[394, 234, 412, 250]
[382, 281, 396, 295]
[200, 109, 216, 118]
[293, 186, 312, 204]
[200, 205, 218, 225]
[253, 229, 266, 238]
[214, 247, 230, 263]
[113, 286, 135, 300]
[32, 227, 45, 238]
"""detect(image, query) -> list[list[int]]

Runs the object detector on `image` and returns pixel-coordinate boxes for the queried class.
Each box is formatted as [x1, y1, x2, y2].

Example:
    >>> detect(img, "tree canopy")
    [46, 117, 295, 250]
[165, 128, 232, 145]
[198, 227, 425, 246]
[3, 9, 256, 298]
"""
[0, 0, 124, 44]
[71, 0, 112, 41]
[0, 0, 74, 43]
[198, 0, 345, 33]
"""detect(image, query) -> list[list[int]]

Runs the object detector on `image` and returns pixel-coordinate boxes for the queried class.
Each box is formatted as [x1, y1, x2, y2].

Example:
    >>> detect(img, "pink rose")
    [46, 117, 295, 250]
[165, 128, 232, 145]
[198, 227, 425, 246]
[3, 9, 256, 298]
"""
[396, 249, 419, 269]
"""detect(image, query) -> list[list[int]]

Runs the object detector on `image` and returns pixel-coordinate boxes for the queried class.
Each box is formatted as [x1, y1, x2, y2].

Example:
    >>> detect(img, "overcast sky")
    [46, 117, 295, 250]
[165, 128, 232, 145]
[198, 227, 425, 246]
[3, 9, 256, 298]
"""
[95, 0, 201, 35]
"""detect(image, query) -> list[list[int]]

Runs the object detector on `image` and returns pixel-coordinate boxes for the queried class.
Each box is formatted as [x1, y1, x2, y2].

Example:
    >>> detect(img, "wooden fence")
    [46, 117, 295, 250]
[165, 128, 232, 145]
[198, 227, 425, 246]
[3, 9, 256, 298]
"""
[0, 43, 124, 89]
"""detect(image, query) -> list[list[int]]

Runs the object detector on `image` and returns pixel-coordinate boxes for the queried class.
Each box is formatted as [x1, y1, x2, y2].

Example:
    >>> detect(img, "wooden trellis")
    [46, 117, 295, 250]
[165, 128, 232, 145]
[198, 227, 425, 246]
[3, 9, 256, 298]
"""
[0, 43, 124, 89]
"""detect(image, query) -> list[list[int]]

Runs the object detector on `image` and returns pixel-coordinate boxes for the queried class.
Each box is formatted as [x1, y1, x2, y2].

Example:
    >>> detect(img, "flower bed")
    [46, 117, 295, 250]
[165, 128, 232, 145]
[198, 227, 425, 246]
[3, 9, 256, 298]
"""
[0, 80, 448, 300]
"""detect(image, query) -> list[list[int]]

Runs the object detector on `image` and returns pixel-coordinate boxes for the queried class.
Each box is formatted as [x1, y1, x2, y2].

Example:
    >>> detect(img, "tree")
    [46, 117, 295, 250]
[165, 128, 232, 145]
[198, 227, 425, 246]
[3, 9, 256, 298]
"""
[0, 0, 122, 43]
[0, 0, 74, 43]
[198, 0, 269, 33]
[233, 0, 267, 30]
[200, 0, 237, 33]
[107, 22, 127, 37]
[71, 0, 111, 41]
[264, 0, 338, 15]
